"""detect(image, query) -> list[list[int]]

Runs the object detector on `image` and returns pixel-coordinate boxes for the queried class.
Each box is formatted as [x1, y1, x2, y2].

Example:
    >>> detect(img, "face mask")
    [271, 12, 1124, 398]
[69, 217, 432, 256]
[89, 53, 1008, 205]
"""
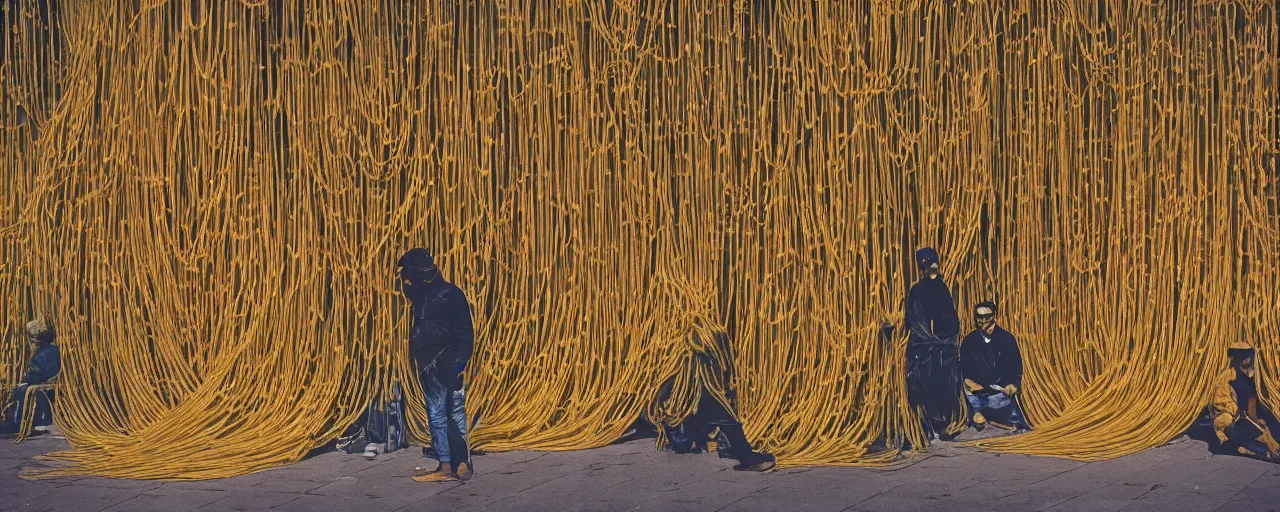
[1241, 359, 1256, 379]
[974, 310, 995, 331]
[402, 280, 426, 301]
[399, 266, 440, 301]
[401, 271, 438, 301]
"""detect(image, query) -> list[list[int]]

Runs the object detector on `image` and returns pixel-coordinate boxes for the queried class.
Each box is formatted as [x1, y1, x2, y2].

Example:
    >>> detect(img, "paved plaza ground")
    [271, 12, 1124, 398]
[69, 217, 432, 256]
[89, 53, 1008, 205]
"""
[2, 428, 1279, 512]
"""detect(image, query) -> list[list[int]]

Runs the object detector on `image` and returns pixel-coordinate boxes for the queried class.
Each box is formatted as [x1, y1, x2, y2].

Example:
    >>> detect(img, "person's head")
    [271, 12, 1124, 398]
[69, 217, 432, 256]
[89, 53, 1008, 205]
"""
[1228, 341, 1256, 378]
[398, 248, 440, 301]
[974, 301, 997, 334]
[25, 317, 55, 348]
[916, 247, 941, 280]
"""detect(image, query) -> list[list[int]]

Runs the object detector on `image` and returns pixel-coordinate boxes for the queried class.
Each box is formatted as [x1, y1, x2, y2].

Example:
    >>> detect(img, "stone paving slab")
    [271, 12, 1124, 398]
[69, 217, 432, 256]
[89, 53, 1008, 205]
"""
[3, 431, 1280, 512]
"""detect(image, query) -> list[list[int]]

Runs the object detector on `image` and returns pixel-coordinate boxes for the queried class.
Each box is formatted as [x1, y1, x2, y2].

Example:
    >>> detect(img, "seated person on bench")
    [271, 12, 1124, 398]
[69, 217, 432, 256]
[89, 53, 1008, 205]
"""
[1, 317, 61, 436]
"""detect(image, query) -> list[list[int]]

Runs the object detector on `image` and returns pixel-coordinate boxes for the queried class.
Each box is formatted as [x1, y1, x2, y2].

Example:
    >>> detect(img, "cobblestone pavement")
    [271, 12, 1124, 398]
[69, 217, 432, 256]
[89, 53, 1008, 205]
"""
[2, 429, 1279, 512]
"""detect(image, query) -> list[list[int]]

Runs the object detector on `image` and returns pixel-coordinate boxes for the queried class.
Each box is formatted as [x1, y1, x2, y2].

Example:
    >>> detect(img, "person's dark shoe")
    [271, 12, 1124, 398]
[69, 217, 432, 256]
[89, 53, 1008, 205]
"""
[972, 412, 988, 432]
[413, 463, 457, 482]
[455, 461, 474, 481]
[733, 452, 776, 472]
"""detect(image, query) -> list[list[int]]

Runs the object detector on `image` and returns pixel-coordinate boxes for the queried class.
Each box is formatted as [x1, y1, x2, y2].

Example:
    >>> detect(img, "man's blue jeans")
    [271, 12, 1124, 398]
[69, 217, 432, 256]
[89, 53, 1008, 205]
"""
[965, 391, 1029, 430]
[422, 372, 469, 465]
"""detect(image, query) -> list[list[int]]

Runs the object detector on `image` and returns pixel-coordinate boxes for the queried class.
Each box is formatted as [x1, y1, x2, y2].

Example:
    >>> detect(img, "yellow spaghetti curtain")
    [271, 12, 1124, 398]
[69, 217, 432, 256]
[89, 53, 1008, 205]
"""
[0, 0, 1276, 479]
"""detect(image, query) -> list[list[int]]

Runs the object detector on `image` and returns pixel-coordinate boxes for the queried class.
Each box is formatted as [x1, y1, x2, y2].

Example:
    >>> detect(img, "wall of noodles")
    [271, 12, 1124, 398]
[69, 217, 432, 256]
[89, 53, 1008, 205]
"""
[1, 0, 1277, 479]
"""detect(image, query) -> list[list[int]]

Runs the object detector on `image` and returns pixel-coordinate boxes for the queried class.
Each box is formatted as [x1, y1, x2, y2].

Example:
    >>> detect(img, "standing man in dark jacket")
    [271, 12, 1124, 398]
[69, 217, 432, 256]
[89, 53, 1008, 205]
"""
[904, 247, 964, 442]
[960, 301, 1029, 432]
[1, 317, 61, 436]
[399, 248, 476, 482]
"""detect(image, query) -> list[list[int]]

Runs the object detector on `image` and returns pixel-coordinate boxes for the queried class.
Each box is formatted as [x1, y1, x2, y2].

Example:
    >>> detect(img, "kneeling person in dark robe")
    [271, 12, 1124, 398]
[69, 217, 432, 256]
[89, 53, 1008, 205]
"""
[960, 301, 1029, 432]
[903, 247, 964, 441]
[1211, 341, 1279, 462]
[1, 318, 61, 437]
[651, 326, 775, 472]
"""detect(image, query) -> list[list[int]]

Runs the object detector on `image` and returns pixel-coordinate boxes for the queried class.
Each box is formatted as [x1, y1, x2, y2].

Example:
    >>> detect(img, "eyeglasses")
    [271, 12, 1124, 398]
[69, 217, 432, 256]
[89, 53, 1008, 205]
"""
[974, 314, 995, 320]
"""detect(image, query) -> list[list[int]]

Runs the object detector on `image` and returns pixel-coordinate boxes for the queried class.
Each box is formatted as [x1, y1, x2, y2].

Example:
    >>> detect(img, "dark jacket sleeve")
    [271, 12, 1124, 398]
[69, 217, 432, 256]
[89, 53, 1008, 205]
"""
[22, 345, 61, 384]
[959, 332, 981, 383]
[451, 287, 474, 371]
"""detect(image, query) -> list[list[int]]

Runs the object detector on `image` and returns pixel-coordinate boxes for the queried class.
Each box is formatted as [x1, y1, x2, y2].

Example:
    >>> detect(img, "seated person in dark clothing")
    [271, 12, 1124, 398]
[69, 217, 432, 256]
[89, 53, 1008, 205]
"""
[1211, 341, 1279, 462]
[649, 322, 775, 472]
[1, 317, 61, 436]
[960, 301, 1029, 432]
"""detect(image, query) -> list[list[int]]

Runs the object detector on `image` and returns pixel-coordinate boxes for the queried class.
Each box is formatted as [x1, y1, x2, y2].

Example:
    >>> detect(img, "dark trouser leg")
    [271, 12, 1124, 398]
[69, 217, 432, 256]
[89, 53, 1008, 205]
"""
[445, 388, 470, 467]
[1259, 406, 1280, 438]
[964, 393, 983, 426]
[695, 392, 772, 465]
[1007, 399, 1030, 430]
[713, 423, 756, 462]
[1, 385, 28, 435]
[1225, 418, 1271, 458]
[974, 392, 1027, 430]
[420, 372, 452, 464]
[32, 390, 53, 427]
[701, 391, 747, 460]
[667, 392, 717, 455]
[664, 422, 698, 454]
[445, 371, 476, 468]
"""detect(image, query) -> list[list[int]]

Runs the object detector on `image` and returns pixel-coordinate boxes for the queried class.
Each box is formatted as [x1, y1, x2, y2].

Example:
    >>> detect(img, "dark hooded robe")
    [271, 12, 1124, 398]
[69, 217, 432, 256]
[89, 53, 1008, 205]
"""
[647, 317, 775, 471]
[904, 248, 964, 438]
[1211, 343, 1280, 461]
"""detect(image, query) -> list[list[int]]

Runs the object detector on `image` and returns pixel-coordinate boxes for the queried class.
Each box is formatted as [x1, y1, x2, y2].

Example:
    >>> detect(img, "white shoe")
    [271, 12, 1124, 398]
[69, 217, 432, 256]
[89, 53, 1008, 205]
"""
[363, 443, 384, 459]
